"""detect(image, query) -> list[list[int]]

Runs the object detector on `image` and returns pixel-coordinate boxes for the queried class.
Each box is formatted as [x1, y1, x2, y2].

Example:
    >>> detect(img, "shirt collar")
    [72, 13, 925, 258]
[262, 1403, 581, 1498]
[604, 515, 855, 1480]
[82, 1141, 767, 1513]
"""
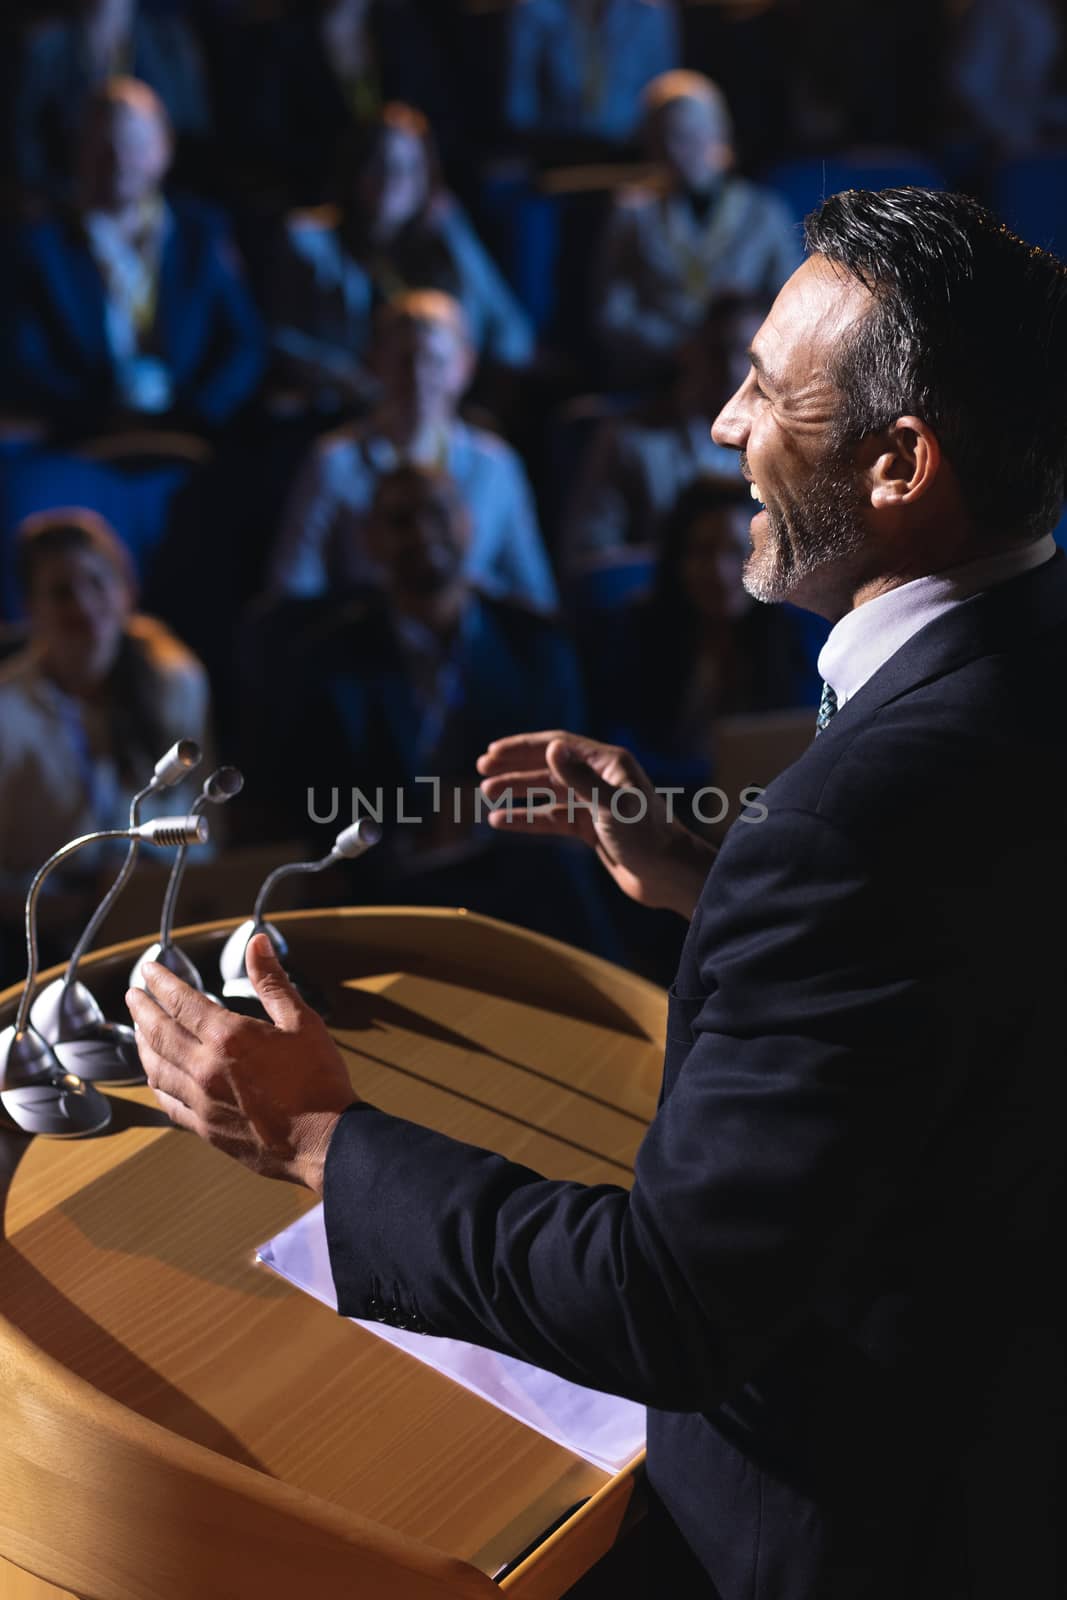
[817, 534, 1057, 706]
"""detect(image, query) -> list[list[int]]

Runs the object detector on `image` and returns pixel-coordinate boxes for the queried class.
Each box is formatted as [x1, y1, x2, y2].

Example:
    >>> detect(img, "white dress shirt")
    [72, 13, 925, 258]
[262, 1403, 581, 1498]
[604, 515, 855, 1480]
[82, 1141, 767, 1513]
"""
[817, 535, 1057, 708]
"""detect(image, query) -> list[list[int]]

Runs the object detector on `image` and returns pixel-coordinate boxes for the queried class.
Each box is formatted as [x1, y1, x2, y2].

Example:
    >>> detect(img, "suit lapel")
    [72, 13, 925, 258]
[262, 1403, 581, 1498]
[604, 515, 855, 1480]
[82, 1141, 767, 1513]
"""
[817, 550, 1067, 743]
[61, 221, 113, 371]
[154, 208, 181, 367]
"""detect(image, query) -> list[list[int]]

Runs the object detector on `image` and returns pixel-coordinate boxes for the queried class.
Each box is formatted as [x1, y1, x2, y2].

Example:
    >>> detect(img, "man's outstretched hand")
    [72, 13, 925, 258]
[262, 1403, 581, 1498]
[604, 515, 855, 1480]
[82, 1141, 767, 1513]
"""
[126, 934, 357, 1193]
[476, 731, 715, 920]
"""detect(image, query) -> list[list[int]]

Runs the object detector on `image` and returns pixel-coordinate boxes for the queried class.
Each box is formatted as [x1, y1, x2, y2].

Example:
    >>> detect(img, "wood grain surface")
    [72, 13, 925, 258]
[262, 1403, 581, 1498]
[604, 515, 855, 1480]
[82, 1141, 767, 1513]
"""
[1, 909, 666, 1600]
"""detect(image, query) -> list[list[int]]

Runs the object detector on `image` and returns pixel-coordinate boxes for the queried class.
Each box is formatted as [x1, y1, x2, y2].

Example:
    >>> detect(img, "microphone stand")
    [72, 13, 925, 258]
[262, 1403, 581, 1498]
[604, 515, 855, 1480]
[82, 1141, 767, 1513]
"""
[1, 817, 209, 1138]
[128, 767, 244, 997]
[29, 740, 202, 1084]
[218, 820, 381, 1012]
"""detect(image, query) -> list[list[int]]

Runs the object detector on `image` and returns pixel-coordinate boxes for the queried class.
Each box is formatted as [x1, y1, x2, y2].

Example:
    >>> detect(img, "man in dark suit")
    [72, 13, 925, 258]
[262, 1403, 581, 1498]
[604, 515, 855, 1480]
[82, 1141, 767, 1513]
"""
[128, 188, 1067, 1598]
[243, 462, 616, 955]
[5, 77, 263, 439]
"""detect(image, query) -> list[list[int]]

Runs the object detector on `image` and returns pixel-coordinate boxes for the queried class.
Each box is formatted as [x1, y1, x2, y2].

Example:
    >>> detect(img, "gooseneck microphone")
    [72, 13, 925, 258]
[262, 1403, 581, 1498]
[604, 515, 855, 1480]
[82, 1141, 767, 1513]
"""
[1, 816, 209, 1138]
[218, 819, 382, 1004]
[128, 766, 244, 995]
[29, 740, 202, 1085]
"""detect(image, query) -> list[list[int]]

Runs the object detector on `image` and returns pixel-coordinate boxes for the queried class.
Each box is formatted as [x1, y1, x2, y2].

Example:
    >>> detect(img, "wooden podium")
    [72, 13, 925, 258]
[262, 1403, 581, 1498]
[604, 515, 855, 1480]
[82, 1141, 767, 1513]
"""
[0, 908, 666, 1600]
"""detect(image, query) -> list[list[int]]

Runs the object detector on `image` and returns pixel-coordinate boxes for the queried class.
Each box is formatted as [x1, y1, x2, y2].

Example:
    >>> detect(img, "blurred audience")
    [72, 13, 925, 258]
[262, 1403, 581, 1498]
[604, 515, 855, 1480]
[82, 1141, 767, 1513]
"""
[502, 0, 681, 154]
[5, 78, 264, 441]
[228, 0, 453, 208]
[593, 71, 800, 385]
[563, 291, 763, 564]
[252, 462, 617, 953]
[267, 103, 534, 418]
[948, 0, 1067, 160]
[11, 0, 213, 211]
[580, 476, 811, 796]
[269, 289, 556, 610]
[0, 508, 210, 977]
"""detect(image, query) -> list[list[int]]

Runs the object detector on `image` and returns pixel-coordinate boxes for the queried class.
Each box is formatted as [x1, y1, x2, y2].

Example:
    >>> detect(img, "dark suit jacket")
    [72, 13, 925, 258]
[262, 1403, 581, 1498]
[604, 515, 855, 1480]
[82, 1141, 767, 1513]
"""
[242, 588, 585, 843]
[322, 552, 1067, 1598]
[6, 197, 264, 434]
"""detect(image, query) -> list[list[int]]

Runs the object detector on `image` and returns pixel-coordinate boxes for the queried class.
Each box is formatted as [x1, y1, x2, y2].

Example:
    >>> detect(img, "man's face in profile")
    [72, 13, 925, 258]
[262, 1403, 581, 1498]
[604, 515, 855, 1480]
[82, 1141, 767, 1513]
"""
[711, 256, 876, 614]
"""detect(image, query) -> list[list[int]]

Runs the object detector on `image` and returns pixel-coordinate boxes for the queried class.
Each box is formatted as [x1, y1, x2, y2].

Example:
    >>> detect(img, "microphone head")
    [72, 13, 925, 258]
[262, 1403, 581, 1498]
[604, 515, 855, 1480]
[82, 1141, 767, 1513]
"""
[332, 818, 383, 860]
[153, 739, 202, 789]
[137, 815, 209, 848]
[202, 765, 244, 804]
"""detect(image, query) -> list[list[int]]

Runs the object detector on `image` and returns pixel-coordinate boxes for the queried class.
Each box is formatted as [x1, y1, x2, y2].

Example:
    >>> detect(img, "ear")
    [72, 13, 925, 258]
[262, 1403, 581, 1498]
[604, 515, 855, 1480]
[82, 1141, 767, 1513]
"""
[869, 416, 941, 510]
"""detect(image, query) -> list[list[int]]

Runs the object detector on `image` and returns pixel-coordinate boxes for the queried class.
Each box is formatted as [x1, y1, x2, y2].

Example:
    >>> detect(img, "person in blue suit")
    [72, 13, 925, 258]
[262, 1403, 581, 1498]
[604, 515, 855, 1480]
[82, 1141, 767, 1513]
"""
[5, 77, 264, 441]
[128, 188, 1067, 1600]
[502, 0, 681, 152]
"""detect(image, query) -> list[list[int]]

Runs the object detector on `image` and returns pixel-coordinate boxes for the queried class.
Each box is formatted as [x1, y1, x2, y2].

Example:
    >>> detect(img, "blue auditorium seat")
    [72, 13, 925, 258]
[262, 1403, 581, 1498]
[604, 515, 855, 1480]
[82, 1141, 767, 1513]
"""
[991, 152, 1067, 260]
[763, 150, 948, 225]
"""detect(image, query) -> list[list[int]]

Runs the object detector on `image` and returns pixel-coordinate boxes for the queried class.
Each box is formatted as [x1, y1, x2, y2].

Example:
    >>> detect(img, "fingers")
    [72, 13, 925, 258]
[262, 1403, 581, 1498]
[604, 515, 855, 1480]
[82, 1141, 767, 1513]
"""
[136, 961, 223, 1044]
[476, 731, 577, 777]
[149, 1084, 202, 1136]
[245, 933, 308, 1032]
[137, 1042, 212, 1124]
[127, 984, 202, 1064]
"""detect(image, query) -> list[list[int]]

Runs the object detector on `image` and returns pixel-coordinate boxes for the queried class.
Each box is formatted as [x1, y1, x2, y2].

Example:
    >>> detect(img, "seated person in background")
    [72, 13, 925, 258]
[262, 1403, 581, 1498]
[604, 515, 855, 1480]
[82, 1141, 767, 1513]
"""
[267, 102, 534, 416]
[232, 0, 454, 208]
[502, 0, 681, 153]
[594, 70, 800, 385]
[269, 290, 556, 611]
[563, 291, 764, 564]
[580, 476, 811, 805]
[259, 463, 616, 956]
[948, 0, 1067, 160]
[11, 0, 213, 212]
[0, 509, 210, 980]
[5, 78, 264, 442]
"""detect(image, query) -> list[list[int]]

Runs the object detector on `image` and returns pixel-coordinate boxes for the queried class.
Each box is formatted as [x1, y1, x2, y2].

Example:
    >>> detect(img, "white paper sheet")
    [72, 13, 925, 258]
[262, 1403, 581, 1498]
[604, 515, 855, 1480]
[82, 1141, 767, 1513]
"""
[256, 1205, 646, 1474]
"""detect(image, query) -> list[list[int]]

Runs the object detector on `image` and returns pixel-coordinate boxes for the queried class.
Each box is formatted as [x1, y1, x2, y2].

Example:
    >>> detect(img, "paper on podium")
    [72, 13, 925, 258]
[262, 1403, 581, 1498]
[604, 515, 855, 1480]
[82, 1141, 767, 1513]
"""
[257, 1205, 646, 1474]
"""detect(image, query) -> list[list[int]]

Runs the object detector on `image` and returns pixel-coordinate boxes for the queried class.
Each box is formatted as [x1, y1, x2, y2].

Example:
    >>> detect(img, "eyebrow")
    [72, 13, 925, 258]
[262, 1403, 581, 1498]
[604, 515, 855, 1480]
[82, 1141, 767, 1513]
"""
[747, 347, 777, 389]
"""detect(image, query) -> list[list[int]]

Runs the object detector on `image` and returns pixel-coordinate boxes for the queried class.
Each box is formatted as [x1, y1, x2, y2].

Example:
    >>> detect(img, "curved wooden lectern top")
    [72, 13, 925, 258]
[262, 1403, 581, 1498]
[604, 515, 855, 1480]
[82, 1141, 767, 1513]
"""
[0, 908, 667, 1600]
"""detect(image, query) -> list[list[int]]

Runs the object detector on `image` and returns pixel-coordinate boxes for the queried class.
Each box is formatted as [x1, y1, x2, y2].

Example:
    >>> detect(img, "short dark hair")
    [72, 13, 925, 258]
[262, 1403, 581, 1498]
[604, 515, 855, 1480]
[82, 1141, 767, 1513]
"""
[804, 186, 1067, 543]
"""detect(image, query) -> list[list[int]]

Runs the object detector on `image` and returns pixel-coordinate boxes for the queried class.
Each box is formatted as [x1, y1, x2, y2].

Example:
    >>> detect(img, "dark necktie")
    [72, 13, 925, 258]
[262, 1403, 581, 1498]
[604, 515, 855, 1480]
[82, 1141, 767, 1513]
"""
[815, 680, 838, 735]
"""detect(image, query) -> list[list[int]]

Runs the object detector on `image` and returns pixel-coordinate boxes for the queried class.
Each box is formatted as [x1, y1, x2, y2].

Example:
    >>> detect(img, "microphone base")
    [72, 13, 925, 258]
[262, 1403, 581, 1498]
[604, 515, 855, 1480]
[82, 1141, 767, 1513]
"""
[53, 1022, 146, 1087]
[0, 1023, 112, 1137]
[129, 941, 206, 994]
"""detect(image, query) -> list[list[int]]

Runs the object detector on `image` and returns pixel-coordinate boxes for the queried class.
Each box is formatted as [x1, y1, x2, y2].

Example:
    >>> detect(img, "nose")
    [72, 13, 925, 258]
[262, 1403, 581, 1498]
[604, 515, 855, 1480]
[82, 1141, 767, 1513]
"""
[711, 378, 750, 451]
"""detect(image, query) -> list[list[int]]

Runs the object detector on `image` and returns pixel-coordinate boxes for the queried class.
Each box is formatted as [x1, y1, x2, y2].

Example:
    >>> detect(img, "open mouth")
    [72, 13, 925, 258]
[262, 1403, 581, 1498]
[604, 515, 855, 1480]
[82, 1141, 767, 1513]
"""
[749, 481, 765, 509]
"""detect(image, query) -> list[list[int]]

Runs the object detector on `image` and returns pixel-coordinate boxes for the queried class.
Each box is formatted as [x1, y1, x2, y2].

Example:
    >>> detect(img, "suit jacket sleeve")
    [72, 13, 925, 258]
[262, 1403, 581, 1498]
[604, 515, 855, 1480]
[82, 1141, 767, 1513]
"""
[323, 803, 953, 1409]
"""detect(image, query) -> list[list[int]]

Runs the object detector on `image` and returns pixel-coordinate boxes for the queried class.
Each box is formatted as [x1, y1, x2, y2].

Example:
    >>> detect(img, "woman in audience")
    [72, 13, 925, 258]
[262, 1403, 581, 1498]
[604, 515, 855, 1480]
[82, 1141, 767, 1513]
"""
[267, 102, 534, 416]
[0, 509, 211, 978]
[593, 70, 800, 385]
[5, 77, 264, 441]
[233, 0, 453, 208]
[581, 476, 811, 796]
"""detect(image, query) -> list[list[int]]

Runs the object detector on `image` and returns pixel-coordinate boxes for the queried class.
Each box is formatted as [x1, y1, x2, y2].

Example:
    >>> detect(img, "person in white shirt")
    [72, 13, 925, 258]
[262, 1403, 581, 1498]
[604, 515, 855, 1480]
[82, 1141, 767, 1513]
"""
[268, 290, 557, 611]
[563, 291, 764, 565]
[594, 70, 801, 385]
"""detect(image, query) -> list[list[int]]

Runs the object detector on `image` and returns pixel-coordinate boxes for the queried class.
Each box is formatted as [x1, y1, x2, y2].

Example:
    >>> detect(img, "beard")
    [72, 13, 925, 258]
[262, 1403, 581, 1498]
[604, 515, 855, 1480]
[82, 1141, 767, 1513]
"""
[742, 452, 868, 605]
